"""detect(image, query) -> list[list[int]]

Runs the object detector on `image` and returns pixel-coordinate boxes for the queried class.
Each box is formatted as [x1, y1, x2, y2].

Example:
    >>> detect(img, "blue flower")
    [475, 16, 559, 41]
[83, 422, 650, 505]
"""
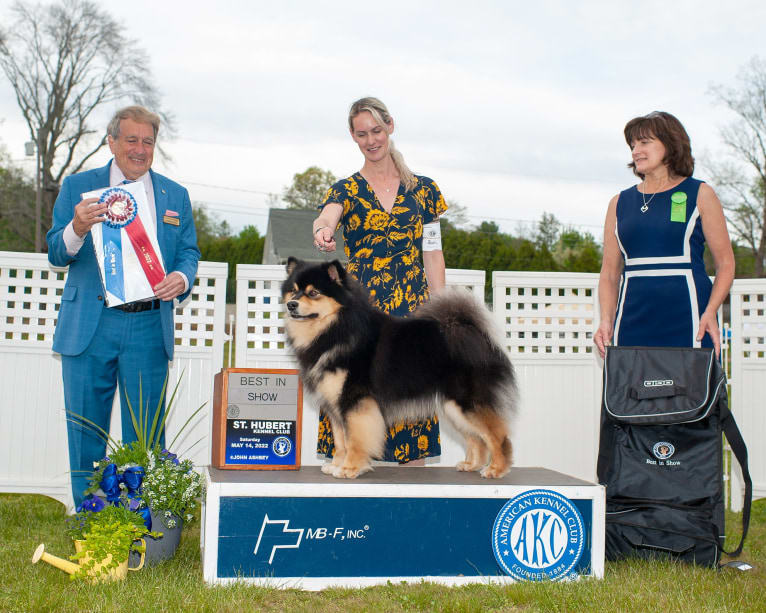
[161, 449, 180, 465]
[77, 495, 106, 513]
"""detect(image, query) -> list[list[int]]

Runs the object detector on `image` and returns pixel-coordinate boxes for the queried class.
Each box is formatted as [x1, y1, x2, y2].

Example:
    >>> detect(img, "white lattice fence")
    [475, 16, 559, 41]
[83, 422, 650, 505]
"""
[0, 251, 66, 345]
[493, 271, 599, 357]
[0, 252, 69, 502]
[493, 271, 602, 482]
[234, 265, 291, 369]
[0, 253, 227, 510]
[729, 279, 766, 511]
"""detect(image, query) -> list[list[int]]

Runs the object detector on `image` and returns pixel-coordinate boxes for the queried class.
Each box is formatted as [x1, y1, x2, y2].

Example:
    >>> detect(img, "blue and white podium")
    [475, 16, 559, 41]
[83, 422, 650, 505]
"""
[201, 466, 605, 589]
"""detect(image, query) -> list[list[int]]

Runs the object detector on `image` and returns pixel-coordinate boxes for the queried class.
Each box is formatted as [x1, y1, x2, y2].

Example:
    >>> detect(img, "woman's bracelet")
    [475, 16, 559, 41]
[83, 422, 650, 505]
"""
[314, 226, 329, 235]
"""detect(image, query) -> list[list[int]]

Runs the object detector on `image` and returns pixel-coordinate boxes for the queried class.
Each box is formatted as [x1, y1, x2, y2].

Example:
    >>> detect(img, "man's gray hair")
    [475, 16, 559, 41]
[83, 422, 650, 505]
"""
[107, 105, 161, 140]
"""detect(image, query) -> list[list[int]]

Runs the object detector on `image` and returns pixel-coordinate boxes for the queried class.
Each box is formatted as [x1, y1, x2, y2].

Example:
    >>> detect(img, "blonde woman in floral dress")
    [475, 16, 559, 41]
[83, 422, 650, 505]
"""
[312, 96, 448, 464]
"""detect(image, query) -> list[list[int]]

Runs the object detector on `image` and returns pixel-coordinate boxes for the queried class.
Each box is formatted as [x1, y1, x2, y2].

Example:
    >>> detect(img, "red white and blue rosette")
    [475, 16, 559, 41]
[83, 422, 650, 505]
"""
[101, 187, 138, 230]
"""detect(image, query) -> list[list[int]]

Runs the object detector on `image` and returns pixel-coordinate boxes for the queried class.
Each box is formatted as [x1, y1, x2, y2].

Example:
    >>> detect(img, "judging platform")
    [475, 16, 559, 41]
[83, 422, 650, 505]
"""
[201, 466, 605, 589]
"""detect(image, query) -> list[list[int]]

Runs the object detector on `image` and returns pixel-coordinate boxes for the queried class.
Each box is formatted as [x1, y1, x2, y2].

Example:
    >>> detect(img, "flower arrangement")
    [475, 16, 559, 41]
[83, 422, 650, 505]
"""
[70, 371, 205, 533]
[86, 445, 203, 528]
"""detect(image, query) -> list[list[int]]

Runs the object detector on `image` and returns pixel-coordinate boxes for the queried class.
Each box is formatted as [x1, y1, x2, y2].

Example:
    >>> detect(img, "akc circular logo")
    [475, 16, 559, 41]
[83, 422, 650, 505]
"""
[272, 436, 291, 457]
[653, 441, 675, 460]
[492, 489, 585, 581]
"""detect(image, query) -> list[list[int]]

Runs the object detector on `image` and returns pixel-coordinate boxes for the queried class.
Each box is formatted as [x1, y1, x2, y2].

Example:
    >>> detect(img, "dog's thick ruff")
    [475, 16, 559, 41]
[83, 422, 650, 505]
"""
[282, 257, 517, 479]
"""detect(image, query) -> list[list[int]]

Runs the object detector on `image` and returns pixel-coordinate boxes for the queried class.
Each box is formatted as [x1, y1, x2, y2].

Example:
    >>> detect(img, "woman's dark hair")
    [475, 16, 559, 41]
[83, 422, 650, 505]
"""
[624, 111, 694, 179]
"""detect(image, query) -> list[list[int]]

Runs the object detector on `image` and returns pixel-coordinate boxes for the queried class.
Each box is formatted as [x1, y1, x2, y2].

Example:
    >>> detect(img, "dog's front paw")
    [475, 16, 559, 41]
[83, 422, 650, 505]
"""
[335, 463, 373, 479]
[320, 463, 335, 475]
[456, 461, 481, 472]
[480, 464, 511, 479]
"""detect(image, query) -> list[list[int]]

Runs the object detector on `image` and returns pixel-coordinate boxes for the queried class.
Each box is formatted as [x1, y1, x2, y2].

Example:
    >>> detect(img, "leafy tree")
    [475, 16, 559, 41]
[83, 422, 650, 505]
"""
[282, 166, 337, 210]
[198, 225, 265, 303]
[535, 212, 561, 251]
[192, 204, 231, 244]
[707, 56, 766, 276]
[0, 147, 35, 251]
[0, 0, 168, 251]
[554, 228, 602, 272]
[440, 213, 601, 300]
[441, 199, 471, 228]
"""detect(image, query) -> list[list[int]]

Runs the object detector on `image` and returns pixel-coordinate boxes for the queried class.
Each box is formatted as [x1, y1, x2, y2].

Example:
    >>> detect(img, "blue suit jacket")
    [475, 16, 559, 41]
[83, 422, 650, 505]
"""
[47, 161, 200, 360]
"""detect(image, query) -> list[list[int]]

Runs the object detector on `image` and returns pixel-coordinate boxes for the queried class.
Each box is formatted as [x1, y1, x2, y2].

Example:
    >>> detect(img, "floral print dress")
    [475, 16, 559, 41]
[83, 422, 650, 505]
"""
[316, 173, 448, 462]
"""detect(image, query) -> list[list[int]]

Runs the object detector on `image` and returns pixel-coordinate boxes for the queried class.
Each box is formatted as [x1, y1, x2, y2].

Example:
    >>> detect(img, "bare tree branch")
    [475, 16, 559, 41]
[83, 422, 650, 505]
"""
[707, 56, 766, 276]
[0, 0, 171, 252]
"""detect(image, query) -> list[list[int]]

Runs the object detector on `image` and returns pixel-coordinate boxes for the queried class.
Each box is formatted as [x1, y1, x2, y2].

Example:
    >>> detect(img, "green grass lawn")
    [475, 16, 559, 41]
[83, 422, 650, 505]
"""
[2, 493, 764, 613]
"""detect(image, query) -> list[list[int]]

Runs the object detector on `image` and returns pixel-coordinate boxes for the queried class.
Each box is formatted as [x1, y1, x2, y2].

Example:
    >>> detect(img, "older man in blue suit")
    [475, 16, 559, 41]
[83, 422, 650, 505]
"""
[47, 105, 200, 508]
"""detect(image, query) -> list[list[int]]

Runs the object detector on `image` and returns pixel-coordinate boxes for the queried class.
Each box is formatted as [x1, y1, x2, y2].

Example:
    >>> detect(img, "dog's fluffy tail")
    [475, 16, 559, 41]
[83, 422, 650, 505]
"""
[416, 288, 499, 358]
[416, 288, 518, 415]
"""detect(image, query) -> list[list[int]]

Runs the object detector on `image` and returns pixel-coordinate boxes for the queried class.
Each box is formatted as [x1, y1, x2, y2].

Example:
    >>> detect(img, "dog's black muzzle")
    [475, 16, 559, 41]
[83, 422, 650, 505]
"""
[286, 300, 318, 319]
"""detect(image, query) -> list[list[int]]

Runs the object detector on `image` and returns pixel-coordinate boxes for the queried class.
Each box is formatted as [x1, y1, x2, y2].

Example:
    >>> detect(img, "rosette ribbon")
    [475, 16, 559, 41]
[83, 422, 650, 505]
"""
[99, 463, 152, 529]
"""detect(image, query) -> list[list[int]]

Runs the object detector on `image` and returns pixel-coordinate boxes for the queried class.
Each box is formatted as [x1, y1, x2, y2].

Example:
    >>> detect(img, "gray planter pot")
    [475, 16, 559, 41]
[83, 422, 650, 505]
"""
[129, 509, 183, 567]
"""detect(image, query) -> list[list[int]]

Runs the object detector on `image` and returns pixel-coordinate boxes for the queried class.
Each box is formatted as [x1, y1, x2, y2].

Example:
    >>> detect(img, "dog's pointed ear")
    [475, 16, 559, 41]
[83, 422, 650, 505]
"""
[286, 257, 299, 275]
[326, 260, 346, 285]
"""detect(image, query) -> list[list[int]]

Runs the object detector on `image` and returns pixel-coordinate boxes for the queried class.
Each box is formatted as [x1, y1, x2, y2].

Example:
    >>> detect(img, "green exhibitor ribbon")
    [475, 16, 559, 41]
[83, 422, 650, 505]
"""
[670, 191, 687, 222]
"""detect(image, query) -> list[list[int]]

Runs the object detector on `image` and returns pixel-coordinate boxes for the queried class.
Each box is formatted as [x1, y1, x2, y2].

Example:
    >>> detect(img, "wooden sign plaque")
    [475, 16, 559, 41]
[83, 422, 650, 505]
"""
[212, 368, 303, 470]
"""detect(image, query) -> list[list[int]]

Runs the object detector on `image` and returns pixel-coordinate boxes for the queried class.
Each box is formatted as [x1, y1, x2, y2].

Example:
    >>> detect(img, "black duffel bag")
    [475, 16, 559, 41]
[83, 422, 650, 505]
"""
[596, 346, 752, 567]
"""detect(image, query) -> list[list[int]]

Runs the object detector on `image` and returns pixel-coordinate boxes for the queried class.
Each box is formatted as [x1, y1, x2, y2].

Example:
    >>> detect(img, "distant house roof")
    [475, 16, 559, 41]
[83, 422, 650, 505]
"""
[262, 208, 347, 265]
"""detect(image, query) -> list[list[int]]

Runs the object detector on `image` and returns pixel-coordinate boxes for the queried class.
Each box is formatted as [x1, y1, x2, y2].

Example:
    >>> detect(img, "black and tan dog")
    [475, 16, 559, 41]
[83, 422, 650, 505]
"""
[282, 257, 517, 479]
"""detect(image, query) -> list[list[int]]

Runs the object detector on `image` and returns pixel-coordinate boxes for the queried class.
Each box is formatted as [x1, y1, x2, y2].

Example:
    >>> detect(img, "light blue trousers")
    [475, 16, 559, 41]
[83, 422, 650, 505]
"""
[61, 306, 168, 508]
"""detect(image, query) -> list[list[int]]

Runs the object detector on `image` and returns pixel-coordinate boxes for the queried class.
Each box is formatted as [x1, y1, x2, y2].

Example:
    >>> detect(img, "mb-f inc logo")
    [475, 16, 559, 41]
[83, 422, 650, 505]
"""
[253, 514, 303, 564]
[252, 514, 371, 564]
[492, 489, 585, 581]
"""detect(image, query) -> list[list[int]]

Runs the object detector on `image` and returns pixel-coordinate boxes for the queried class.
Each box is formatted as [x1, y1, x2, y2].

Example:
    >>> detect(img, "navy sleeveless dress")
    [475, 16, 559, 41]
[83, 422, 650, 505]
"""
[613, 177, 714, 349]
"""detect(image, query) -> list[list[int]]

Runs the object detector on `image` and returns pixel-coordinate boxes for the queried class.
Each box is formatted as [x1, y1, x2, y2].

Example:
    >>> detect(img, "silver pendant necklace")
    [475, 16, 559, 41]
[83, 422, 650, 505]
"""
[640, 178, 665, 213]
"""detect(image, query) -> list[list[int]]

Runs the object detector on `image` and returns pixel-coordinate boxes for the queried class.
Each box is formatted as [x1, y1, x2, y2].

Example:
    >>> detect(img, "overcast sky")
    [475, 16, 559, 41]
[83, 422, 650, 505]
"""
[1, 0, 765, 238]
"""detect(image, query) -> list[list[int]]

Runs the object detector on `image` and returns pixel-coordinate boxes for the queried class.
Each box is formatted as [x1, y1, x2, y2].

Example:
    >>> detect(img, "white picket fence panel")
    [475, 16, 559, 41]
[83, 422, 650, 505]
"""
[729, 279, 766, 511]
[493, 271, 602, 483]
[0, 252, 227, 511]
[1, 250, 763, 511]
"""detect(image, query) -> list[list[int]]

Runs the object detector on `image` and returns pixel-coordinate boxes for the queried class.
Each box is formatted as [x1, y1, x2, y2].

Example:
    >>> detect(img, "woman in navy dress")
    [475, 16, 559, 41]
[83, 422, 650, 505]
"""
[311, 97, 447, 463]
[595, 111, 734, 358]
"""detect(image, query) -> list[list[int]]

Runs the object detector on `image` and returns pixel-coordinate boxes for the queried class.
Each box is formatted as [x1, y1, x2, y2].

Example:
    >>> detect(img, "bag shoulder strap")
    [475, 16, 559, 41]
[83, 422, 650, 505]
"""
[719, 402, 752, 558]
